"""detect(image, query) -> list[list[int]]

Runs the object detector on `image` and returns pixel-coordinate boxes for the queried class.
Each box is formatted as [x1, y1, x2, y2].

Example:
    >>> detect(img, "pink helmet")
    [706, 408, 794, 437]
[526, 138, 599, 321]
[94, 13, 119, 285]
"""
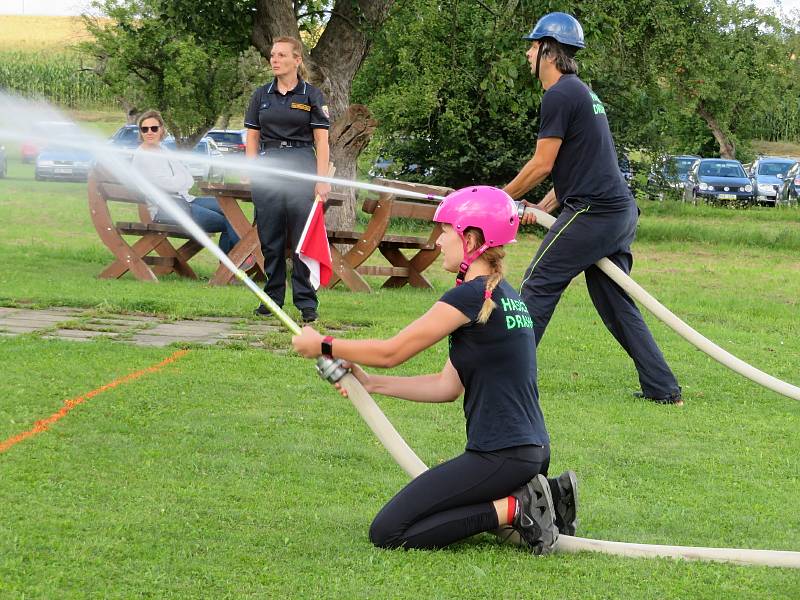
[434, 185, 518, 245]
[433, 185, 518, 283]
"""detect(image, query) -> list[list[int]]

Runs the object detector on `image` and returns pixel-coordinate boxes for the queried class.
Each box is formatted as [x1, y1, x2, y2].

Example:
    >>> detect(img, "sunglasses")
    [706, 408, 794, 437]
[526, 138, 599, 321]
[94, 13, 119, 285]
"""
[140, 125, 161, 133]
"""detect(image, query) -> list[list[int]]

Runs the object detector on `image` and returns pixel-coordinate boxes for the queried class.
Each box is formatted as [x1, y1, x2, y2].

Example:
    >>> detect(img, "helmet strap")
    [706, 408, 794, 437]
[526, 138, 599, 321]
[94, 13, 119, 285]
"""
[455, 240, 490, 286]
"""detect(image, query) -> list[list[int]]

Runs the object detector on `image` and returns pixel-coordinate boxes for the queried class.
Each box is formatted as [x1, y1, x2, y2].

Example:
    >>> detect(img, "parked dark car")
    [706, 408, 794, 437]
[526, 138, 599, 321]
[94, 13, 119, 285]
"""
[108, 124, 142, 150]
[777, 161, 800, 206]
[618, 153, 633, 187]
[35, 137, 95, 182]
[369, 156, 434, 178]
[748, 156, 796, 206]
[205, 129, 246, 154]
[0, 145, 7, 178]
[683, 158, 755, 206]
[647, 154, 700, 199]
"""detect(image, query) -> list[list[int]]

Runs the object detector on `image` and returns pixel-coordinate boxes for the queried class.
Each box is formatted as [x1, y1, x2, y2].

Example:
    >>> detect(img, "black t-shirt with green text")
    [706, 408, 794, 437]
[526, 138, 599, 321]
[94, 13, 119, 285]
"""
[538, 74, 632, 206]
[439, 277, 549, 452]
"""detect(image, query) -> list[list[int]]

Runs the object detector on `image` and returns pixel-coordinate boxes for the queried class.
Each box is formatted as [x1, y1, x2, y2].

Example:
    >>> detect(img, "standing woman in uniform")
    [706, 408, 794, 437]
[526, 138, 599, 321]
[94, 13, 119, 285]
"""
[245, 36, 331, 323]
[292, 187, 578, 553]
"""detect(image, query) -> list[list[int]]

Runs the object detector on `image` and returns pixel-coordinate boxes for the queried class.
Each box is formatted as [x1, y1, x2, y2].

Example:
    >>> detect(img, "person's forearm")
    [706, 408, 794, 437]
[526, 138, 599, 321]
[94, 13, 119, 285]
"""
[538, 188, 560, 213]
[330, 337, 413, 369]
[245, 129, 259, 160]
[366, 372, 461, 403]
[504, 156, 551, 200]
[316, 144, 329, 179]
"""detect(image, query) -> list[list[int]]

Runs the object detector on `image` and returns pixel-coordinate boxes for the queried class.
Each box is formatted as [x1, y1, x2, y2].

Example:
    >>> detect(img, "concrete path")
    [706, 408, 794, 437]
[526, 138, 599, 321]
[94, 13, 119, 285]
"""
[0, 306, 331, 349]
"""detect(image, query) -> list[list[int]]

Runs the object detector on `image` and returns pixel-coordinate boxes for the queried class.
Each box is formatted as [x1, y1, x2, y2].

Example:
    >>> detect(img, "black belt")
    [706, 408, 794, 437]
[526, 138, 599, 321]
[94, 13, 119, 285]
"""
[261, 140, 313, 149]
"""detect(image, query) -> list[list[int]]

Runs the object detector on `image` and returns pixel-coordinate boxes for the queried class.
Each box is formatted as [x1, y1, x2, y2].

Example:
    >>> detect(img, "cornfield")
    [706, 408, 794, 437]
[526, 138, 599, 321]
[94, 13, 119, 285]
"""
[0, 51, 115, 109]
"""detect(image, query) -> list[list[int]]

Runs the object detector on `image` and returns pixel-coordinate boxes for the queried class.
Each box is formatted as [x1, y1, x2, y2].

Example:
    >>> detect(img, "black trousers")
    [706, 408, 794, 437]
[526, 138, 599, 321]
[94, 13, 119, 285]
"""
[519, 198, 680, 398]
[369, 445, 549, 550]
[251, 146, 317, 311]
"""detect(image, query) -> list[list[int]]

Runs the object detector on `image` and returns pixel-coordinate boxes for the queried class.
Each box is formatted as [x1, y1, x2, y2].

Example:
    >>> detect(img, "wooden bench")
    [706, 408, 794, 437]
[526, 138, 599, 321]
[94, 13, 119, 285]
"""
[326, 179, 451, 291]
[88, 169, 203, 281]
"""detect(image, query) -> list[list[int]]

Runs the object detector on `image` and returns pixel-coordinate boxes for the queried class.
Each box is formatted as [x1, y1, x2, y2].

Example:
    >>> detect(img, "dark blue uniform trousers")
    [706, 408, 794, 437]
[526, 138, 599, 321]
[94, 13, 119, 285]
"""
[252, 146, 318, 311]
[519, 198, 680, 398]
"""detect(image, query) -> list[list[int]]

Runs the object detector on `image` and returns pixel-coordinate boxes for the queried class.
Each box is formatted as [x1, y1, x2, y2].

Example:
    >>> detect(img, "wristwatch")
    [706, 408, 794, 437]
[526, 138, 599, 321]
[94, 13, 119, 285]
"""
[321, 335, 334, 357]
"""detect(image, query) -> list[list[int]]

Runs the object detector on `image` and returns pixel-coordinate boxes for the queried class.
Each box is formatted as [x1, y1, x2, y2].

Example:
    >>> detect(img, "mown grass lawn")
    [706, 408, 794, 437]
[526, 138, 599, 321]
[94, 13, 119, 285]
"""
[1, 149, 799, 598]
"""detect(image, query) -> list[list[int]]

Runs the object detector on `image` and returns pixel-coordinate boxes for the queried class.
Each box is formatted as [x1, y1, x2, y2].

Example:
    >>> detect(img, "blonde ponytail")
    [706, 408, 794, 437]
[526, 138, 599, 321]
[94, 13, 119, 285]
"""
[477, 246, 506, 324]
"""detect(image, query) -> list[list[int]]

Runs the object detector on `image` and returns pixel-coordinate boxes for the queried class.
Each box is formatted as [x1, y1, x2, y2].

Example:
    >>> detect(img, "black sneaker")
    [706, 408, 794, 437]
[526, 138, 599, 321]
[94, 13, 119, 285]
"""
[551, 470, 578, 536]
[511, 474, 559, 554]
[633, 388, 683, 406]
[254, 303, 279, 317]
[301, 307, 318, 323]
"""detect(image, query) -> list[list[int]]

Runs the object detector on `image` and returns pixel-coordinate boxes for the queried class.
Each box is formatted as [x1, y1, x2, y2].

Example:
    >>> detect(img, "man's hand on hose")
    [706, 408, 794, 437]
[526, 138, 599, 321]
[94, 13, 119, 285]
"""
[518, 200, 538, 225]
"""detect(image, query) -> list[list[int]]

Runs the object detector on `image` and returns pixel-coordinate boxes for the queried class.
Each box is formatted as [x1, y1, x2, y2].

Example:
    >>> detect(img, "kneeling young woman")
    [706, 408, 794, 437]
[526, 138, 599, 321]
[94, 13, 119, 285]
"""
[292, 186, 577, 553]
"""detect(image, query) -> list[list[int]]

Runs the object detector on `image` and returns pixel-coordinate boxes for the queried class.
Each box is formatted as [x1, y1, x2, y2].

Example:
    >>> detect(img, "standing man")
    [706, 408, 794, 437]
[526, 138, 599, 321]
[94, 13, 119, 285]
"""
[503, 13, 683, 405]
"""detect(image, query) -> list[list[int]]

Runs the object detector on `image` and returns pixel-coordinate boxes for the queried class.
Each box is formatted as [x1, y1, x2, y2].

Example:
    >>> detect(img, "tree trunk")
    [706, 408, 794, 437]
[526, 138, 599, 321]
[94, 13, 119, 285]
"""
[697, 101, 736, 159]
[252, 0, 395, 230]
[120, 100, 138, 124]
[326, 105, 378, 229]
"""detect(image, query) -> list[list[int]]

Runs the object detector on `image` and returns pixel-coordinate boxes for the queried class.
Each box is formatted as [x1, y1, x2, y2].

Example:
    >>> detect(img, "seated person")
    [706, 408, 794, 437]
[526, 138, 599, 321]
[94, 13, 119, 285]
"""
[131, 109, 253, 268]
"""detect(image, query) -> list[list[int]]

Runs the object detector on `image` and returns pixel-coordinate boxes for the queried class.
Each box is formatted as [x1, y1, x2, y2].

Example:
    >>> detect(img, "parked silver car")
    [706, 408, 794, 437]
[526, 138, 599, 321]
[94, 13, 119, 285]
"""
[748, 156, 796, 206]
[163, 137, 224, 182]
[205, 129, 246, 154]
[35, 137, 95, 182]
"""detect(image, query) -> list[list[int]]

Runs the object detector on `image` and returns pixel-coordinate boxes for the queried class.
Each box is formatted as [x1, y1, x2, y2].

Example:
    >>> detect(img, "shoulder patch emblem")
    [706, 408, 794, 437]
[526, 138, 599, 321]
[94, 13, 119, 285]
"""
[322, 105, 330, 118]
[291, 102, 311, 111]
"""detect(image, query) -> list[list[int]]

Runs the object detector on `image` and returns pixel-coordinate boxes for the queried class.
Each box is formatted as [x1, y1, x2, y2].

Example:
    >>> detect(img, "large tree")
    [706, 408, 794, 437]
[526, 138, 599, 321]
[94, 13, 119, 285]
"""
[621, 0, 790, 159]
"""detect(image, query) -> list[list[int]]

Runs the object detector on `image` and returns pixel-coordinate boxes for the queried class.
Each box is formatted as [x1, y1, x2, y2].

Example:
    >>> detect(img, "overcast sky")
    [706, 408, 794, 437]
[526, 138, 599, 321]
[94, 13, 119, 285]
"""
[1, 0, 799, 17]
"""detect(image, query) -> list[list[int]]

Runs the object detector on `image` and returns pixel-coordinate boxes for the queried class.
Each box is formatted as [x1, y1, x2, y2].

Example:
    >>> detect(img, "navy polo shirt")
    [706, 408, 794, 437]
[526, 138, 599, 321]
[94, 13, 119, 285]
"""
[244, 78, 330, 145]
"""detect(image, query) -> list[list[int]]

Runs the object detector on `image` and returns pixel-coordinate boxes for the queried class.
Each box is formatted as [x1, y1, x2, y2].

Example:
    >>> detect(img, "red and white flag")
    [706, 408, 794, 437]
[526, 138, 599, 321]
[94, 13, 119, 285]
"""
[296, 199, 332, 289]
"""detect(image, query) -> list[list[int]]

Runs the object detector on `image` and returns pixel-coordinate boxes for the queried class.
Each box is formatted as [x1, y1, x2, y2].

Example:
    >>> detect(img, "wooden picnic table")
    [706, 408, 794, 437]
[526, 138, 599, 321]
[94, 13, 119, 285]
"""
[198, 182, 345, 286]
[200, 178, 451, 291]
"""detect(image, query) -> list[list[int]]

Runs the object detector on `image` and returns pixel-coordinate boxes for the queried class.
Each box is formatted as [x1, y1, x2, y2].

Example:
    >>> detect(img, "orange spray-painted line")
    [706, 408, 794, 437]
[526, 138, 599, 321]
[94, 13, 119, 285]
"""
[0, 349, 190, 454]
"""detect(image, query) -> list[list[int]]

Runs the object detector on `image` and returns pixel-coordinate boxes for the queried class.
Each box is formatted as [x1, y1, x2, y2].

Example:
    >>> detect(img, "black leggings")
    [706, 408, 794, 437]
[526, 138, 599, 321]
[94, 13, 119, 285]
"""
[369, 445, 550, 549]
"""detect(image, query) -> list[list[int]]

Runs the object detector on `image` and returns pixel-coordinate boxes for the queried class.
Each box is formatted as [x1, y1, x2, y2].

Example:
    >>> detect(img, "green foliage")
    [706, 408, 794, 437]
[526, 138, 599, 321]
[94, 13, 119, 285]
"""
[0, 50, 115, 108]
[353, 1, 546, 190]
[81, 0, 258, 145]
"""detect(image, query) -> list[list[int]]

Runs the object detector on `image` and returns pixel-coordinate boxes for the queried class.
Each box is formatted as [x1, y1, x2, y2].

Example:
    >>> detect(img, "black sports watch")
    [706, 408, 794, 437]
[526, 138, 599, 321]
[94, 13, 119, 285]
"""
[321, 335, 334, 357]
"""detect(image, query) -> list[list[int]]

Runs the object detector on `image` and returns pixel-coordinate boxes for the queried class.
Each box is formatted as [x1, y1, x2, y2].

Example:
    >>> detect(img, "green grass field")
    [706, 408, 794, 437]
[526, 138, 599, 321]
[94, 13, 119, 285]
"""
[1, 123, 800, 598]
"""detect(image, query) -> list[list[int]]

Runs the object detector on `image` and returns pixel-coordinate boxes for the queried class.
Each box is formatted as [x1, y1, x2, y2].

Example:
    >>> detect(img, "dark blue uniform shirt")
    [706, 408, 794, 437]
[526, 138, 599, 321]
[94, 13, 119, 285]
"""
[244, 78, 330, 145]
[439, 277, 549, 452]
[538, 74, 632, 206]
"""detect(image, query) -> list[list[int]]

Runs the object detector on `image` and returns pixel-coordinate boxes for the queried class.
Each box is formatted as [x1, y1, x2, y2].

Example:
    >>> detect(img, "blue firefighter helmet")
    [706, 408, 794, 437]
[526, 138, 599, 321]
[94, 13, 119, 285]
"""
[523, 12, 585, 49]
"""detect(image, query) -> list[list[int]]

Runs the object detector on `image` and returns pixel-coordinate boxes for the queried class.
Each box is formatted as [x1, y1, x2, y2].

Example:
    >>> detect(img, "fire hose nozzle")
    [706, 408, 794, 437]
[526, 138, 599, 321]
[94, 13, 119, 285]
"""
[515, 200, 526, 220]
[316, 356, 349, 384]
